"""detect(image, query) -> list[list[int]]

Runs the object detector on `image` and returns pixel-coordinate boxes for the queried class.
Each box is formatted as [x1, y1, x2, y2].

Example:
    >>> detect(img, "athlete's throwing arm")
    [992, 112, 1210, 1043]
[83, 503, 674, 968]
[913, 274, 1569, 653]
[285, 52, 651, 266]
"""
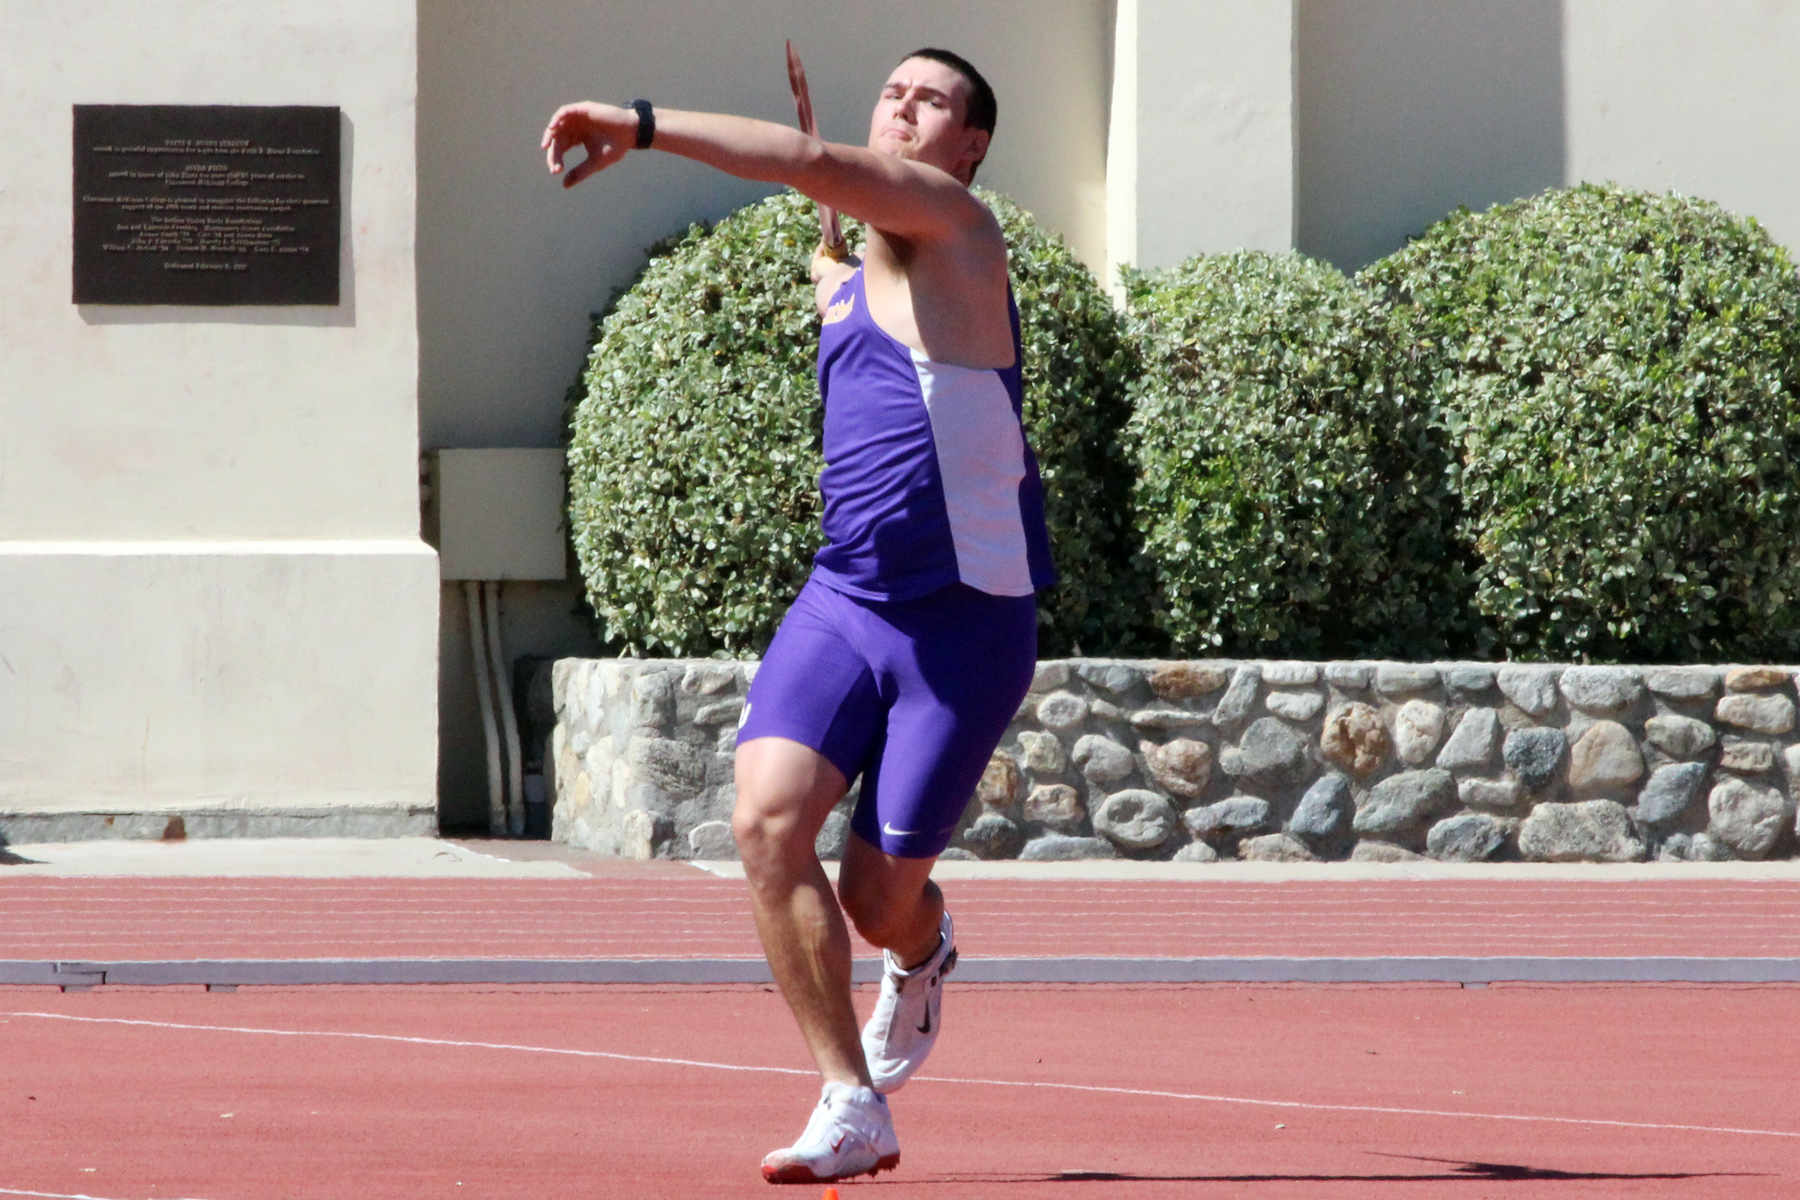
[544, 50, 1056, 1185]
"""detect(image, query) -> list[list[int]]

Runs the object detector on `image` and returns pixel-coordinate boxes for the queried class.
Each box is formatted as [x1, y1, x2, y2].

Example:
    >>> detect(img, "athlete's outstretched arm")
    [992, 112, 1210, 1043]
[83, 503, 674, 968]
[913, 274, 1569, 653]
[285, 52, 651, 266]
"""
[541, 103, 986, 241]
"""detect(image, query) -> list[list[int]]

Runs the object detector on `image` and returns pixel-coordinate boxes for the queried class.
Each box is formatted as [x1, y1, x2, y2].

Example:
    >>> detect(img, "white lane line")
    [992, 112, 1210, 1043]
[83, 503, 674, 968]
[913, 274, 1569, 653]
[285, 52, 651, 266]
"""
[10, 935, 1795, 950]
[0, 932, 762, 942]
[7, 915, 1784, 930]
[8, 1011, 1794, 1141]
[2, 1011, 811, 1078]
[18, 927, 1761, 939]
[9, 893, 1795, 906]
[0, 1189, 217, 1200]
[912, 1073, 1800, 1140]
[9, 886, 1796, 901]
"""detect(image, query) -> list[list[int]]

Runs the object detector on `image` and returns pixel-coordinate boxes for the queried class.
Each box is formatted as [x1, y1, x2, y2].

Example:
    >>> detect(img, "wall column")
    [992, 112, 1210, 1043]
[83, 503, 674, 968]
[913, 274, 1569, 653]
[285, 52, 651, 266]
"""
[0, 0, 438, 839]
[1107, 0, 1297, 285]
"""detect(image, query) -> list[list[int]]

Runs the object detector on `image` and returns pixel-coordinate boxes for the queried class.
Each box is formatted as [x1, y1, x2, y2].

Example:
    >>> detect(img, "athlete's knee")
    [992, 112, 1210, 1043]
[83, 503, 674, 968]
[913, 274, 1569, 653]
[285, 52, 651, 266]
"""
[730, 793, 817, 875]
[730, 799, 785, 862]
[732, 739, 849, 872]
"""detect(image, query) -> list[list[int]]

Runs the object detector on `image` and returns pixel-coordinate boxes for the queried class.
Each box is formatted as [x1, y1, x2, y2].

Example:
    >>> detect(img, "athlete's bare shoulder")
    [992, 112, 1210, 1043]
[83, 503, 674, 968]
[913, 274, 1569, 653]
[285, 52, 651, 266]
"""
[860, 196, 1011, 370]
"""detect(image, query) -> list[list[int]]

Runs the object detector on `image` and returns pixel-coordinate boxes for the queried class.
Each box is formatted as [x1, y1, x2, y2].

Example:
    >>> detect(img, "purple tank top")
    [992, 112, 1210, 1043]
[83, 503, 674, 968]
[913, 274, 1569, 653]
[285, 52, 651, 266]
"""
[809, 267, 1056, 601]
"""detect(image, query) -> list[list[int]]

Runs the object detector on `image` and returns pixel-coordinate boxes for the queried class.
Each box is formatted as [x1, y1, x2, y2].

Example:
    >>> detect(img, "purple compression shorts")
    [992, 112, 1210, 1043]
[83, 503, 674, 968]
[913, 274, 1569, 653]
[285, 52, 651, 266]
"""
[738, 576, 1038, 858]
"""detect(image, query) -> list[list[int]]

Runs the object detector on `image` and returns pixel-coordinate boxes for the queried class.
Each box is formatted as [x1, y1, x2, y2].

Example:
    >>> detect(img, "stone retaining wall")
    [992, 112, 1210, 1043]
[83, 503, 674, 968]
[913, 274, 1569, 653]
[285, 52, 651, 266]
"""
[548, 658, 1800, 863]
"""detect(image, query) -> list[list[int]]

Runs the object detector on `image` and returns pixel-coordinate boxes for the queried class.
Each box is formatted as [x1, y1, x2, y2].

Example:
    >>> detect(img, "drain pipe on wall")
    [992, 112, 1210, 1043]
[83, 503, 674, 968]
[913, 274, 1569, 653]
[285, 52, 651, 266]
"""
[483, 579, 526, 836]
[464, 580, 509, 835]
[431, 448, 572, 839]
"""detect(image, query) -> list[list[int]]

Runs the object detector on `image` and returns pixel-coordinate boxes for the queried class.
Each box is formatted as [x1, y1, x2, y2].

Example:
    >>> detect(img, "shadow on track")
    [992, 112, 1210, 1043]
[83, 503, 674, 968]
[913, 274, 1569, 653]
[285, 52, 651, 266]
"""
[873, 1152, 1764, 1186]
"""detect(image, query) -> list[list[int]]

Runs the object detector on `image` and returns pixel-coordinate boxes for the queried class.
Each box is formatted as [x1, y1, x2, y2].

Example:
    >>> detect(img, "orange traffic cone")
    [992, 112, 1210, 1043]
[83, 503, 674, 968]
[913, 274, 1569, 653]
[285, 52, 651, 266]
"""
[822, 1190, 839, 1200]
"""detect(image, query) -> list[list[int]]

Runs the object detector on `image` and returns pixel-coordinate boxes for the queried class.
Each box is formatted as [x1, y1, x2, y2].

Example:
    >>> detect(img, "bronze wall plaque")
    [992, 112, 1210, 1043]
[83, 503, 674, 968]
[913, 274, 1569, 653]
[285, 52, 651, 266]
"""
[73, 105, 340, 305]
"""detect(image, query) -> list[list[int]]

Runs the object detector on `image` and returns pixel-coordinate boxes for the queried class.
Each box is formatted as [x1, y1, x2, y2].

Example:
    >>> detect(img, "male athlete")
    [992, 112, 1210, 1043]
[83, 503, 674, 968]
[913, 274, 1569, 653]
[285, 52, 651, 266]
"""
[543, 47, 1054, 1184]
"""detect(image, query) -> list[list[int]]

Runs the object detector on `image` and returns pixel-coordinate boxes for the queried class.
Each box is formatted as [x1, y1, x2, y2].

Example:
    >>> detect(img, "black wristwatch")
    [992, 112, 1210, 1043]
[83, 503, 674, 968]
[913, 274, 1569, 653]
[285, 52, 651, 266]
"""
[626, 99, 655, 149]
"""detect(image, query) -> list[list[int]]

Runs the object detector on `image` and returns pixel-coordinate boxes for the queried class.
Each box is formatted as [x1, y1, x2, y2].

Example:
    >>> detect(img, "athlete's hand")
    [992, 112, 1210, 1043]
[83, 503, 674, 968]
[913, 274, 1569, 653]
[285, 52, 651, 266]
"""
[810, 243, 859, 285]
[811, 243, 860, 315]
[542, 102, 639, 188]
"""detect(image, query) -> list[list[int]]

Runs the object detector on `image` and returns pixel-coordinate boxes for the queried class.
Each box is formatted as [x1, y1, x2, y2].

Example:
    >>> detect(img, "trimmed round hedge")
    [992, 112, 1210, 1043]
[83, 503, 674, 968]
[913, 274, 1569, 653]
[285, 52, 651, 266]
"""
[1122, 252, 1468, 658]
[1364, 184, 1800, 661]
[566, 188, 1140, 657]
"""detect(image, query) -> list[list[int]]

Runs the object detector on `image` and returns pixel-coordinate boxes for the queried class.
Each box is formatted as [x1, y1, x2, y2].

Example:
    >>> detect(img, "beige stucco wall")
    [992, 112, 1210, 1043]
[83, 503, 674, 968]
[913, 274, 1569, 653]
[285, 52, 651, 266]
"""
[1298, 0, 1800, 271]
[0, 0, 423, 538]
[416, 0, 1111, 453]
[1109, 0, 1297, 281]
[0, 0, 437, 833]
[1296, 0, 1563, 271]
[417, 0, 1113, 826]
[1562, 0, 1800, 257]
[0, 544, 437, 822]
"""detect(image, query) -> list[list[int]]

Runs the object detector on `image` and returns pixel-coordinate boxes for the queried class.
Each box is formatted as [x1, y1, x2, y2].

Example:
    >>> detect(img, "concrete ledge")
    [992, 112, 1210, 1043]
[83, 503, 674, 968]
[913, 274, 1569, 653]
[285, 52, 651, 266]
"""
[691, 859, 1800, 882]
[0, 804, 436, 843]
[0, 543, 439, 835]
[954, 956, 1800, 985]
[0, 837, 584, 877]
[9, 956, 1796, 988]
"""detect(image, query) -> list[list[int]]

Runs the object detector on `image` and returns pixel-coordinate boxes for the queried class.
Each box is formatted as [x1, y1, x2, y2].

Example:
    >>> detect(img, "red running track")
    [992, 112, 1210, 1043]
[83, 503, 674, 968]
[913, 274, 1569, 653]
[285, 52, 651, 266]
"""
[2, 871, 1799, 961]
[0, 982, 1793, 1198]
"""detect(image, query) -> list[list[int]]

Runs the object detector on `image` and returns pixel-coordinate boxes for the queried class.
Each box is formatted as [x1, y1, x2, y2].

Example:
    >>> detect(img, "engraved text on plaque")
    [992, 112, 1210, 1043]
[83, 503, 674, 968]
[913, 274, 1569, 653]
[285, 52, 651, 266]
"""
[73, 105, 341, 305]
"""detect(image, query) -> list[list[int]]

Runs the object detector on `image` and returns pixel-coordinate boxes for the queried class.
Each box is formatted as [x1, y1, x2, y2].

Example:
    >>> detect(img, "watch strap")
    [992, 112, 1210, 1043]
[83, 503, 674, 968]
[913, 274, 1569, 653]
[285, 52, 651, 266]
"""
[626, 99, 655, 150]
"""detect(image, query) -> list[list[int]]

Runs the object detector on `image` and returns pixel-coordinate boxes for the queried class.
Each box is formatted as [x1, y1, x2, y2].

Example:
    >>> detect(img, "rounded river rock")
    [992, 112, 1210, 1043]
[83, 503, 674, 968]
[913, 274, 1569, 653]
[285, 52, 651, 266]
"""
[1504, 727, 1567, 791]
[1224, 717, 1311, 791]
[1184, 796, 1273, 842]
[1393, 699, 1448, 765]
[1352, 768, 1455, 837]
[1093, 789, 1178, 850]
[1072, 734, 1135, 784]
[1636, 762, 1709, 826]
[1289, 772, 1352, 839]
[1518, 800, 1644, 862]
[1143, 737, 1212, 799]
[1427, 813, 1506, 862]
[1707, 778, 1789, 859]
[1320, 703, 1390, 778]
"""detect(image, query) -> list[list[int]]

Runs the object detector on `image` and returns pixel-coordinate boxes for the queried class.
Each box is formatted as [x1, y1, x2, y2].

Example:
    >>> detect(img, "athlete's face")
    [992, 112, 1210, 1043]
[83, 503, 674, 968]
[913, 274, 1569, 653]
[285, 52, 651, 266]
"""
[868, 58, 989, 184]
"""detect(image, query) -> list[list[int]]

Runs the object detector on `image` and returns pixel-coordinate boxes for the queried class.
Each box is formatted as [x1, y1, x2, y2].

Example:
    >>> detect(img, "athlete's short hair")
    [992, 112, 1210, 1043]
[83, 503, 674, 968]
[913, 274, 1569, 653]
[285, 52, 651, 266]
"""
[903, 48, 997, 136]
[902, 47, 997, 178]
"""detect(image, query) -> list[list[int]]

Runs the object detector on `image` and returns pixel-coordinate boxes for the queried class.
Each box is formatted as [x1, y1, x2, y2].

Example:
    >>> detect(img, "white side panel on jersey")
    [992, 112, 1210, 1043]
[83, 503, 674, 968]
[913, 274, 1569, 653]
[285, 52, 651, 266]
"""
[911, 352, 1035, 597]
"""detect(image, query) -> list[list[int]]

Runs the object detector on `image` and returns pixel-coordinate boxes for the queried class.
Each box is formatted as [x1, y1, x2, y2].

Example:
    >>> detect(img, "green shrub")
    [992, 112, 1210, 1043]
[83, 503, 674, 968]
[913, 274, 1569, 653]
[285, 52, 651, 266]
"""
[991, 190, 1147, 655]
[1122, 251, 1469, 657]
[565, 188, 1141, 656]
[1364, 184, 1800, 661]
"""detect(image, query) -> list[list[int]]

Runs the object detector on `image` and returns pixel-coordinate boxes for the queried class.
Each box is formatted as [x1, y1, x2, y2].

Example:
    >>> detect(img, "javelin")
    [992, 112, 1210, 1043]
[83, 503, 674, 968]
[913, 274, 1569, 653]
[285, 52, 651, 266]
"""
[785, 40, 848, 260]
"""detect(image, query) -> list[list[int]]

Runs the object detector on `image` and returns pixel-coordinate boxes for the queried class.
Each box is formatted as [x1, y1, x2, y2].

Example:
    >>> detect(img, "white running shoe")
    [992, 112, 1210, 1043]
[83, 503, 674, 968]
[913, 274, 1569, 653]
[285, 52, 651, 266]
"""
[760, 1081, 900, 1184]
[861, 911, 957, 1094]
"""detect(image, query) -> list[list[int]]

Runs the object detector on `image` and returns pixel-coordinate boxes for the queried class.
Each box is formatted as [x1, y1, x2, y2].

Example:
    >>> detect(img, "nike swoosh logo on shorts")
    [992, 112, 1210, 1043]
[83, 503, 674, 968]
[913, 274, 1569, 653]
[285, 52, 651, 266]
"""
[882, 822, 922, 837]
